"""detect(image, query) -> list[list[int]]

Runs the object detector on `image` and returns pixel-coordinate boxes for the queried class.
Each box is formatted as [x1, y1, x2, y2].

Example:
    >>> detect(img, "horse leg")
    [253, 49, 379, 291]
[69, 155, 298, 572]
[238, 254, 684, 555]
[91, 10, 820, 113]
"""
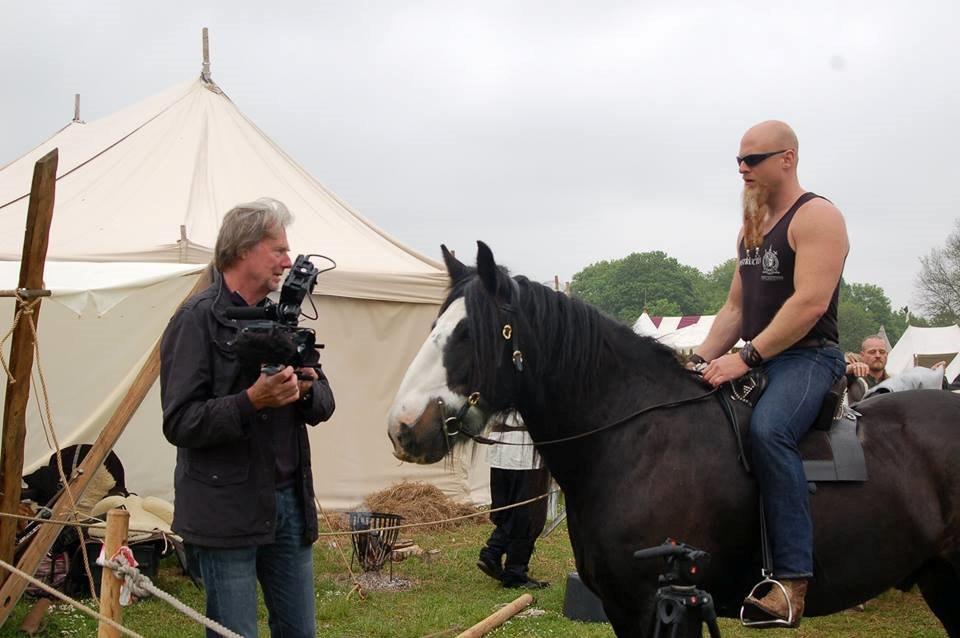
[915, 558, 960, 637]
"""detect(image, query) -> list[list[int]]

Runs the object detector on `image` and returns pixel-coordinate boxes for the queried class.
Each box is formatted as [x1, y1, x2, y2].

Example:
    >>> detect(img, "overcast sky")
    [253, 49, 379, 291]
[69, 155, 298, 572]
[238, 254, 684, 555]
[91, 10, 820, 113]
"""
[2, 1, 958, 310]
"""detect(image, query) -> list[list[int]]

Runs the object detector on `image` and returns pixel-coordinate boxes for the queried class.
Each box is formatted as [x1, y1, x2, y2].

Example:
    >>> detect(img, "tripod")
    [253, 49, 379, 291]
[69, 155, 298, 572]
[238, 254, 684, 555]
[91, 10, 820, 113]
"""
[634, 540, 722, 638]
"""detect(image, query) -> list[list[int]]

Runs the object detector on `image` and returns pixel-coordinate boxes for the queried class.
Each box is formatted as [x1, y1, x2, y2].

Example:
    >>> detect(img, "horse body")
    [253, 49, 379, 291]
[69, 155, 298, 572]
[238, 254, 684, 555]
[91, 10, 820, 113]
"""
[387, 243, 960, 637]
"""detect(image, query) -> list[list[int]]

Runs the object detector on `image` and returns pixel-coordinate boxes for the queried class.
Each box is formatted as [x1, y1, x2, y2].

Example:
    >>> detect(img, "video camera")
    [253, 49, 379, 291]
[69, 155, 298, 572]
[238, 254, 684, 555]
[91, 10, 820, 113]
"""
[224, 254, 334, 376]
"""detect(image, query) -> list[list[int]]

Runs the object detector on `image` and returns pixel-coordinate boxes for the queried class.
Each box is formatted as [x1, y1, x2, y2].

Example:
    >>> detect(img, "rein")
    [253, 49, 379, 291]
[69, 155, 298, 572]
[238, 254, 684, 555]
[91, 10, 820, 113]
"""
[438, 275, 720, 447]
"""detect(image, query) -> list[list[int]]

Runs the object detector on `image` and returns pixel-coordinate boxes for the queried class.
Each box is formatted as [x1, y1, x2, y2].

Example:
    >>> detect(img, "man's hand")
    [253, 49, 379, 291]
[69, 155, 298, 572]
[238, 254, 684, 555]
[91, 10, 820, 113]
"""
[296, 366, 319, 395]
[247, 366, 300, 409]
[702, 353, 749, 387]
[846, 361, 869, 377]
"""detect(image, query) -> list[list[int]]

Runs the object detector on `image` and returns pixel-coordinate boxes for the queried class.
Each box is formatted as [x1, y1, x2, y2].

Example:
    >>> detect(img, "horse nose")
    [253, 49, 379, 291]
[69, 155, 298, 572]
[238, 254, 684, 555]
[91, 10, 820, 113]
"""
[388, 420, 413, 450]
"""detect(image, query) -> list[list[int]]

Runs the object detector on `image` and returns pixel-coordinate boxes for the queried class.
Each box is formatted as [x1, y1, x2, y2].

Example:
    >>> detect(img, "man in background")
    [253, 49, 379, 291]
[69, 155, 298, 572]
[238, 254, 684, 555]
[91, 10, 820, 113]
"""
[845, 335, 890, 402]
[476, 412, 551, 589]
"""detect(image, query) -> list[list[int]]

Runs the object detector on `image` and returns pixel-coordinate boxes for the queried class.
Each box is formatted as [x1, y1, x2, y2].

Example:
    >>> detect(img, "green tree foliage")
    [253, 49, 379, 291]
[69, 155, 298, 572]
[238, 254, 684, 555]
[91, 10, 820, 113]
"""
[571, 251, 906, 354]
[916, 219, 960, 324]
[570, 251, 711, 322]
[837, 281, 906, 354]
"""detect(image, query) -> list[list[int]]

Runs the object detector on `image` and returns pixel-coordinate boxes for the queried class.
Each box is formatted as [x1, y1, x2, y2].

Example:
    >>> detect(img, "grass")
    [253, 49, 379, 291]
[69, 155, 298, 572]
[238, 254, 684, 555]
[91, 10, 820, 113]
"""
[0, 519, 947, 637]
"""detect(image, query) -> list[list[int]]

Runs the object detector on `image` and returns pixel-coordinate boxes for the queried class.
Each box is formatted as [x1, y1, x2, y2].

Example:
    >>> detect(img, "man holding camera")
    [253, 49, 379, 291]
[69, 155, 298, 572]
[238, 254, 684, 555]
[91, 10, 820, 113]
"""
[160, 198, 334, 638]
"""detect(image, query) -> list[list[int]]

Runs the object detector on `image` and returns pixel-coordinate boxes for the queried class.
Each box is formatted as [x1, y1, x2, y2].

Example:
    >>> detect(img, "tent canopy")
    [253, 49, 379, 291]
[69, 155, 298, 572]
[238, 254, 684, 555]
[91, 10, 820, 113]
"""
[0, 77, 446, 304]
[0, 74, 487, 510]
[888, 324, 960, 383]
[633, 311, 744, 353]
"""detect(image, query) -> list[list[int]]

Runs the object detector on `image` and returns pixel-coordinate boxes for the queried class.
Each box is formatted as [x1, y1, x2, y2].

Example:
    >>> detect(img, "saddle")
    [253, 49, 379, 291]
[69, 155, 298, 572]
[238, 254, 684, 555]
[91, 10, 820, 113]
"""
[720, 371, 867, 483]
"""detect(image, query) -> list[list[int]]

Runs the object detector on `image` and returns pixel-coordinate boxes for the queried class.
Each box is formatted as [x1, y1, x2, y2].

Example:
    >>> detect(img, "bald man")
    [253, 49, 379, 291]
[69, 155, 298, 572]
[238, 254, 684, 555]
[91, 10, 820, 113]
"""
[688, 121, 849, 626]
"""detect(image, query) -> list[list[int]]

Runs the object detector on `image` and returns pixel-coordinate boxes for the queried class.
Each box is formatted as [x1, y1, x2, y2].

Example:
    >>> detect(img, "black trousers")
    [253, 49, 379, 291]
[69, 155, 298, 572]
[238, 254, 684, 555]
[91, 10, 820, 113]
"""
[480, 467, 550, 579]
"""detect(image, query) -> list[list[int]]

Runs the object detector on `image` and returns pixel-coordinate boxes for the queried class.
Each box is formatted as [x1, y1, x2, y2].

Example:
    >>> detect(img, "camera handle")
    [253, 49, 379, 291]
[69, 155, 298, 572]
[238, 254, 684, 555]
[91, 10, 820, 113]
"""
[261, 363, 322, 380]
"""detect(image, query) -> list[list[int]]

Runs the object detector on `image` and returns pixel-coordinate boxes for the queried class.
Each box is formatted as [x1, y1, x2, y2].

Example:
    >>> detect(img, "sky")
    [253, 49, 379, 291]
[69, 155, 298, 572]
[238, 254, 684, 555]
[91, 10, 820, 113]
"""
[2, 1, 958, 311]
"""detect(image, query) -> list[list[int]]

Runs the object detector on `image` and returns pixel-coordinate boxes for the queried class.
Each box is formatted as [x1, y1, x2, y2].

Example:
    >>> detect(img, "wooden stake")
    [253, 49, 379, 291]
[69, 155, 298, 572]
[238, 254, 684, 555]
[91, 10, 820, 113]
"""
[0, 149, 58, 574]
[455, 593, 533, 638]
[97, 508, 129, 638]
[0, 267, 212, 626]
[17, 597, 51, 635]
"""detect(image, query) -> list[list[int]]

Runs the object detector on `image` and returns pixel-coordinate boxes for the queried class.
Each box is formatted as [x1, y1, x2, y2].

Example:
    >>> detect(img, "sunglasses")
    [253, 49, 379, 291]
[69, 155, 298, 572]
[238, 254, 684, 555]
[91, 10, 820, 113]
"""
[736, 149, 788, 168]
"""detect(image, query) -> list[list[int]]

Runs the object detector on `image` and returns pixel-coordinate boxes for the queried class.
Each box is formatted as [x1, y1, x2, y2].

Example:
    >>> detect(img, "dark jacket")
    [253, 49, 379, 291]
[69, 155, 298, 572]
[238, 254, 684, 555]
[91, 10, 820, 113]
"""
[160, 278, 335, 547]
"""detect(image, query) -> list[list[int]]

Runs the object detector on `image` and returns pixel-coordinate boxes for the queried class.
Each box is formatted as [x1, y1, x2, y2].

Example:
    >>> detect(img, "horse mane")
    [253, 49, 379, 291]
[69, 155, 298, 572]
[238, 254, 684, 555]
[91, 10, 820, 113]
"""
[456, 269, 686, 402]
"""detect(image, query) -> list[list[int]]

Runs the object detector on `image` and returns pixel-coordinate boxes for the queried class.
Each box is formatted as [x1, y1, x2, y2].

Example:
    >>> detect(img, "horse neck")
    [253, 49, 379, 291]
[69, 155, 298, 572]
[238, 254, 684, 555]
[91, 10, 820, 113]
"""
[512, 291, 695, 449]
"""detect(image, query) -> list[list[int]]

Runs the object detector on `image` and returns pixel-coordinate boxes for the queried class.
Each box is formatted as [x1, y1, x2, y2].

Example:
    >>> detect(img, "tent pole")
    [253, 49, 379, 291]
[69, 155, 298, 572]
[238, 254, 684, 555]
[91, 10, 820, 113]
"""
[0, 149, 58, 578]
[0, 268, 211, 626]
[201, 27, 212, 82]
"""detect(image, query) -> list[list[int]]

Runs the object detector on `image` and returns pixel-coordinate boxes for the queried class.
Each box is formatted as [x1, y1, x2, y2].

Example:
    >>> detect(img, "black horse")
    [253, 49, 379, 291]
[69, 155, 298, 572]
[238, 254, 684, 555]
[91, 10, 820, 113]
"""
[387, 242, 960, 637]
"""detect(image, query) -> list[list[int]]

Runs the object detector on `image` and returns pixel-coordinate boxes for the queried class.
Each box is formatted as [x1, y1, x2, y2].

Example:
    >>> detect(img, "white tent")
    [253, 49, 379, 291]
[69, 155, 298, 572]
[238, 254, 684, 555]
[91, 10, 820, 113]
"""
[633, 312, 744, 354]
[887, 324, 960, 384]
[0, 74, 487, 509]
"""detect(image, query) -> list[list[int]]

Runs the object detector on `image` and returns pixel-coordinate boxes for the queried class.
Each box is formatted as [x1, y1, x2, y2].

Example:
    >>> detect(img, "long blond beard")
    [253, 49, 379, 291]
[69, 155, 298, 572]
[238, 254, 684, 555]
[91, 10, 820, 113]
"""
[742, 184, 772, 250]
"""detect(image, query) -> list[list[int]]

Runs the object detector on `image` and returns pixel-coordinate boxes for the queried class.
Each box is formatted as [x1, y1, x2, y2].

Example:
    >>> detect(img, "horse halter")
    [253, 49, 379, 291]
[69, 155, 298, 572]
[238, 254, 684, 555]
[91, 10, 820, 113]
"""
[439, 277, 526, 439]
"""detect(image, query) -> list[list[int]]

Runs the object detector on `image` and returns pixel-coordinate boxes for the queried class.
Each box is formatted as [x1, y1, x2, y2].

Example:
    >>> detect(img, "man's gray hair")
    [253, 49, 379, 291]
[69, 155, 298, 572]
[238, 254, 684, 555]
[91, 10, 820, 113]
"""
[860, 335, 886, 350]
[214, 198, 293, 271]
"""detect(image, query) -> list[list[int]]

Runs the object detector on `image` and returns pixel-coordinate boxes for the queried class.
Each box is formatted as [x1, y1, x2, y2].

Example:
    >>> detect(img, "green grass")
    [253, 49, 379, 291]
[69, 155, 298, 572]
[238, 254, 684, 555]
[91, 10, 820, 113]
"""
[0, 520, 947, 637]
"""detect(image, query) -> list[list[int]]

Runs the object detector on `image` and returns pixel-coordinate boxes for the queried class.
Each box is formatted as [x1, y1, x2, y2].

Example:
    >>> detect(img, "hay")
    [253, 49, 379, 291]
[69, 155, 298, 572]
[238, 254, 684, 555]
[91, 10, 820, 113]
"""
[325, 481, 482, 533]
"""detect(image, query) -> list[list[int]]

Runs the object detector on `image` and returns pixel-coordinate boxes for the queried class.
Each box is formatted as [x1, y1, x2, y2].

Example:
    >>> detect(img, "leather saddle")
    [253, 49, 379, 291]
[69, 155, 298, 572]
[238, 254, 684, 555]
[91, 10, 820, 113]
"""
[721, 371, 867, 483]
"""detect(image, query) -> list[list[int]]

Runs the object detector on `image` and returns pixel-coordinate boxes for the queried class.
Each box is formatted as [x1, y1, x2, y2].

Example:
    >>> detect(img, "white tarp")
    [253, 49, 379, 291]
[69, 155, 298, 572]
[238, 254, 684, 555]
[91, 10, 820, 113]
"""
[887, 324, 960, 384]
[0, 75, 489, 509]
[633, 311, 744, 353]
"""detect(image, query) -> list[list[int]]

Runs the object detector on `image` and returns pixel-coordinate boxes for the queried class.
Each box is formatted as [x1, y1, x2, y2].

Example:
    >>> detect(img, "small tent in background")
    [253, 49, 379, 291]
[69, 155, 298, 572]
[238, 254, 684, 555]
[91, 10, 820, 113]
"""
[0, 64, 487, 509]
[632, 311, 659, 337]
[633, 312, 744, 355]
[887, 324, 960, 384]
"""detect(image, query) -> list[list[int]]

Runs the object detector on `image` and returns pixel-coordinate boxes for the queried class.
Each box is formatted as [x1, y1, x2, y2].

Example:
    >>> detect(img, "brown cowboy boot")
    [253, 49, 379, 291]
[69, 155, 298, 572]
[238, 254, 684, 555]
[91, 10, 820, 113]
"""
[744, 578, 808, 627]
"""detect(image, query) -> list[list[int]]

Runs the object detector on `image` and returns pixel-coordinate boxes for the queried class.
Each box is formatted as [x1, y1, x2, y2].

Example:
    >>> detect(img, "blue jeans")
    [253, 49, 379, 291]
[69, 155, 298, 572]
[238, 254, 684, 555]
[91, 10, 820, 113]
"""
[749, 345, 845, 579]
[195, 487, 316, 638]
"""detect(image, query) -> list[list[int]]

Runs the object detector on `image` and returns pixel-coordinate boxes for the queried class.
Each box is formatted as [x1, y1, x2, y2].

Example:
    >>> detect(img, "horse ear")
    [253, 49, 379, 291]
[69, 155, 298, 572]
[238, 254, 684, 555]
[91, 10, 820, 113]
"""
[441, 244, 469, 282]
[476, 241, 501, 297]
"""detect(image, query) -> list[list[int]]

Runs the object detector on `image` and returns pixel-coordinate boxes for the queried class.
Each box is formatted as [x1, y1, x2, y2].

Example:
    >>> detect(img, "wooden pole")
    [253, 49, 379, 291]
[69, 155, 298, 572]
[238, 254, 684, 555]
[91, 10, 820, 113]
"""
[0, 267, 211, 626]
[17, 597, 51, 635]
[201, 28, 211, 81]
[97, 508, 129, 638]
[73, 94, 81, 123]
[0, 149, 58, 574]
[455, 593, 533, 638]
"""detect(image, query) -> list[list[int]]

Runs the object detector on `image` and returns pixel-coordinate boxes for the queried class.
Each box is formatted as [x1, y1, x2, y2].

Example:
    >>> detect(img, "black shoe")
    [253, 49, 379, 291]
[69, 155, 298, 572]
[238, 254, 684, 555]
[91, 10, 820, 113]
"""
[476, 556, 503, 581]
[502, 577, 549, 589]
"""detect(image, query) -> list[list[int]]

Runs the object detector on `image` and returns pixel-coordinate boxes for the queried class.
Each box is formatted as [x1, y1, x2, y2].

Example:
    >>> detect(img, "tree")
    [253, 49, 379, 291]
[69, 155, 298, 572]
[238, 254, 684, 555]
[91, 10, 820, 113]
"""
[837, 280, 905, 353]
[916, 220, 960, 324]
[698, 259, 737, 314]
[570, 251, 708, 322]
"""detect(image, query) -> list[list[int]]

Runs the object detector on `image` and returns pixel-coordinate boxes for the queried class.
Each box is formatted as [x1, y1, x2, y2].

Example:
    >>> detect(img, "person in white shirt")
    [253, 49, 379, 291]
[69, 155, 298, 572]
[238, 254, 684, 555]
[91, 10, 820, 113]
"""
[476, 412, 551, 589]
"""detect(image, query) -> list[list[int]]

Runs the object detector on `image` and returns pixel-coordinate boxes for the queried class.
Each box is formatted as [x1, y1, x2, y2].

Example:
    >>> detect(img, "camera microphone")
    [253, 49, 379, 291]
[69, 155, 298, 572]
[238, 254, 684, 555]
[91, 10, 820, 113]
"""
[224, 306, 277, 321]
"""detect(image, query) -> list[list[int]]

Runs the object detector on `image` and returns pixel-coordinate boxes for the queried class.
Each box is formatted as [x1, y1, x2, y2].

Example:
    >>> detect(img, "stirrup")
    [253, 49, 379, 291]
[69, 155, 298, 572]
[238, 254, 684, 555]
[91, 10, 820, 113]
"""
[740, 575, 797, 628]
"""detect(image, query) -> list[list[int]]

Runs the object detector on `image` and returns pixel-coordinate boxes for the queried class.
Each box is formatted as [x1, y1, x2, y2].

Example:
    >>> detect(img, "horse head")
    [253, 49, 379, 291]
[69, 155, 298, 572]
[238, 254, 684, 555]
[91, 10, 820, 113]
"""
[387, 242, 527, 463]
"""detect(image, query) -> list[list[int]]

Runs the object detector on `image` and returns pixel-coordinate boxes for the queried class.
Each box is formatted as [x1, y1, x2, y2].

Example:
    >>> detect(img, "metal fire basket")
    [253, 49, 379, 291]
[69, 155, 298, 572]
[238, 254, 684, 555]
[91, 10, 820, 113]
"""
[348, 512, 403, 577]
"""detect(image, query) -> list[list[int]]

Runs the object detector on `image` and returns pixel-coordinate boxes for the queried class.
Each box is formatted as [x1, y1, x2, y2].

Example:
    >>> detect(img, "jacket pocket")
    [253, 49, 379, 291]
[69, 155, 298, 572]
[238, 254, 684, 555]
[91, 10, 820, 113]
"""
[185, 442, 250, 486]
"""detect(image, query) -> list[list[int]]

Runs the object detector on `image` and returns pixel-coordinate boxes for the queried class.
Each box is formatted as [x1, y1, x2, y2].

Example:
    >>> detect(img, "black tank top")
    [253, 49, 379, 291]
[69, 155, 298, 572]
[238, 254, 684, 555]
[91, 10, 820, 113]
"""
[739, 192, 840, 345]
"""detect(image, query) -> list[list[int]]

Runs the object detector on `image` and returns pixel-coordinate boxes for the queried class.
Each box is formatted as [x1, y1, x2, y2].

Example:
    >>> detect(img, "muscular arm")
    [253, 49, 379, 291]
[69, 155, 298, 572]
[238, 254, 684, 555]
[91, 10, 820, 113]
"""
[751, 200, 848, 360]
[696, 268, 744, 360]
[694, 237, 744, 360]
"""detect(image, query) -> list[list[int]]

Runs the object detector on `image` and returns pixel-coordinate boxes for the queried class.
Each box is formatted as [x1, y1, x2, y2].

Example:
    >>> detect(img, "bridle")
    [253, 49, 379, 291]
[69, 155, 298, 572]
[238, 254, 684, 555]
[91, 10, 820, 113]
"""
[438, 276, 719, 446]
[439, 277, 524, 439]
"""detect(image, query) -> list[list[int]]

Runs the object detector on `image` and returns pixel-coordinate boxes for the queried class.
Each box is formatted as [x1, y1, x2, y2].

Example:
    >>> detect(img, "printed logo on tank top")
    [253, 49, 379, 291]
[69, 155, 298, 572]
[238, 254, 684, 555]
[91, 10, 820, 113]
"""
[761, 248, 782, 281]
[739, 247, 761, 267]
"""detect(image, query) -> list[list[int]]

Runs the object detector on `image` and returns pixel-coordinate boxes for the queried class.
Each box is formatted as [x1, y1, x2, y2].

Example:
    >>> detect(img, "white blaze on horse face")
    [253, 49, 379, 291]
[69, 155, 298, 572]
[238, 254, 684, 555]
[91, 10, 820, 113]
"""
[388, 298, 469, 431]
